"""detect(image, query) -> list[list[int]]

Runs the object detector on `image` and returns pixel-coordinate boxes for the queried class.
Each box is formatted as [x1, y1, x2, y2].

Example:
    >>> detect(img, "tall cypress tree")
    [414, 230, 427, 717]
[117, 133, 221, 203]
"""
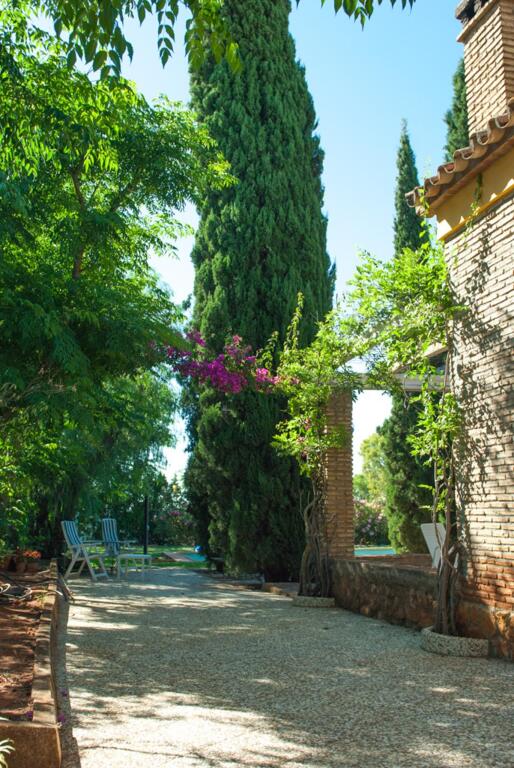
[185, 0, 334, 579]
[444, 59, 469, 160]
[393, 120, 423, 256]
[380, 122, 434, 553]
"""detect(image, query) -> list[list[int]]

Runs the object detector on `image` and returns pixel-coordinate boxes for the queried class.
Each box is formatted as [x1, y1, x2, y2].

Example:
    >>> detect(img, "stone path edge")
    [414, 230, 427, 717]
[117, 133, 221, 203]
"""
[0, 559, 62, 768]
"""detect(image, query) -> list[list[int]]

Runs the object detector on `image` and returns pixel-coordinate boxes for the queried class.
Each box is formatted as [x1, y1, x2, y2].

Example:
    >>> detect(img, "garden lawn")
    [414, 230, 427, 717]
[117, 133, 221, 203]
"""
[101, 546, 208, 570]
[60, 567, 514, 768]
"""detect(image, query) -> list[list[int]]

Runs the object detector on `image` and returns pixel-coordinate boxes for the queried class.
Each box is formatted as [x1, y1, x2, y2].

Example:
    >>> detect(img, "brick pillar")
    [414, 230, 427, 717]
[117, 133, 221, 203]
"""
[325, 391, 354, 559]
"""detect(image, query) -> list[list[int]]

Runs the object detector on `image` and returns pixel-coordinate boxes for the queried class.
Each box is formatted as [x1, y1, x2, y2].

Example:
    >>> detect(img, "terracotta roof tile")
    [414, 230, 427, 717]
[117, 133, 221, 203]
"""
[406, 97, 514, 213]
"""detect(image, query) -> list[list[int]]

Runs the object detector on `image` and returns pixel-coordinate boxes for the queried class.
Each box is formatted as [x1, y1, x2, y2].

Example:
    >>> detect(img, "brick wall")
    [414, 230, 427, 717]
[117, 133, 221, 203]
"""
[459, 0, 514, 134]
[325, 391, 354, 559]
[446, 193, 514, 616]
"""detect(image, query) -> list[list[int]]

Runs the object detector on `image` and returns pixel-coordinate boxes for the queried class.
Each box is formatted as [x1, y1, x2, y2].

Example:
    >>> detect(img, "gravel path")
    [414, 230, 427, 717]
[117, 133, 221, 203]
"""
[61, 568, 514, 768]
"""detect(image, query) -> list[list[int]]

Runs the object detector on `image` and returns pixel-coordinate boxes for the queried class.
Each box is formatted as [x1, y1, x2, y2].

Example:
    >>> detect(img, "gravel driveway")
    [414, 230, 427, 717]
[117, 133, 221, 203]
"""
[60, 567, 513, 768]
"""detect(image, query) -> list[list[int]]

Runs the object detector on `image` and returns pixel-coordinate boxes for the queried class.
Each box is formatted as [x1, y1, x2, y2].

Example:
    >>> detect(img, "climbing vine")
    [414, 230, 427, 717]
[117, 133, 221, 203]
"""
[166, 225, 465, 629]
[273, 227, 464, 624]
[272, 297, 359, 597]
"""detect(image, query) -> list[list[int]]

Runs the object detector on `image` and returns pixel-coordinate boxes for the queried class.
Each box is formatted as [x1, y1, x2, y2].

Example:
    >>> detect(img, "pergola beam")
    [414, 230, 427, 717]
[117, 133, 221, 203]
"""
[355, 373, 447, 393]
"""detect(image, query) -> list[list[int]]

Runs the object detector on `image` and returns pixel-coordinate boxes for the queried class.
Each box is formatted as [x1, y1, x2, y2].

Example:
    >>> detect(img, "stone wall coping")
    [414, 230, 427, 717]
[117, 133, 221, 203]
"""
[331, 556, 438, 593]
[352, 554, 434, 569]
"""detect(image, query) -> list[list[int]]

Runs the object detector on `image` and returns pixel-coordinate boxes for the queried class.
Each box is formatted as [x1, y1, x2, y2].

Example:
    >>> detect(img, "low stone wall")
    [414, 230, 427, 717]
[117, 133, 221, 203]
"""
[330, 556, 513, 660]
[330, 555, 437, 629]
[0, 560, 62, 768]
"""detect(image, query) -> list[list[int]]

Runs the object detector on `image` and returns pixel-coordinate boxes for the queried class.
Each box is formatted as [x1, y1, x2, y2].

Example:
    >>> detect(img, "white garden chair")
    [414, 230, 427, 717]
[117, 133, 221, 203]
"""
[61, 520, 109, 581]
[421, 522, 446, 569]
[101, 517, 151, 579]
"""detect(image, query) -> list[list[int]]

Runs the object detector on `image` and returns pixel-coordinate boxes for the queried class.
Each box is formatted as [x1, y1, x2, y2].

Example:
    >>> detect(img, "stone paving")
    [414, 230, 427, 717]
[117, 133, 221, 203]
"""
[60, 568, 514, 768]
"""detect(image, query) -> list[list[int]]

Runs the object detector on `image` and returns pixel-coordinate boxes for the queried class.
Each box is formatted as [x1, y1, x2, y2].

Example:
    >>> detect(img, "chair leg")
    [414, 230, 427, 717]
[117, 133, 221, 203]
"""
[64, 550, 79, 580]
[77, 559, 86, 576]
[97, 555, 109, 578]
[83, 551, 98, 582]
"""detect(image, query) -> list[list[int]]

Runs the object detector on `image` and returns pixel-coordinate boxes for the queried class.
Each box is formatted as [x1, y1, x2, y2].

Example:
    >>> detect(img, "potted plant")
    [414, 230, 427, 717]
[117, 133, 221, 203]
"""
[24, 550, 42, 574]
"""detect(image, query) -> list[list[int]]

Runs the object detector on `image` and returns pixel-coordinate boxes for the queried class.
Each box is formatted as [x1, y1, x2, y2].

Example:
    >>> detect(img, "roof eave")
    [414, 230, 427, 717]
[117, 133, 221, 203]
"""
[407, 98, 514, 215]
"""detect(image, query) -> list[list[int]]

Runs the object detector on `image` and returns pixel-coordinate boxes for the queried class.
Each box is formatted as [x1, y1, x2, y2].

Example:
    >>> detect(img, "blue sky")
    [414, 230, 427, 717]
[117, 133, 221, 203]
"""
[121, 0, 462, 475]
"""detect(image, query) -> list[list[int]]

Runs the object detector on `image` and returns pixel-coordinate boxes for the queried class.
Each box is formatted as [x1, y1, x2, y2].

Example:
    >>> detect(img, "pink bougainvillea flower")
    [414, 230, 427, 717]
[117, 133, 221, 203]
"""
[161, 332, 281, 395]
[186, 330, 206, 347]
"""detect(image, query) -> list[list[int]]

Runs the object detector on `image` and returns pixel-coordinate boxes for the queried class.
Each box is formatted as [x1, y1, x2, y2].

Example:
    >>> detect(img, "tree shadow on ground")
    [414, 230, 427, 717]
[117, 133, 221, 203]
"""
[62, 569, 514, 768]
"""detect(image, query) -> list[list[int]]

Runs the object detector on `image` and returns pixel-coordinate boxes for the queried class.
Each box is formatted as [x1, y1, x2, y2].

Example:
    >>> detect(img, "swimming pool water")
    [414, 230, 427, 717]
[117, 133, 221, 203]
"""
[354, 547, 395, 557]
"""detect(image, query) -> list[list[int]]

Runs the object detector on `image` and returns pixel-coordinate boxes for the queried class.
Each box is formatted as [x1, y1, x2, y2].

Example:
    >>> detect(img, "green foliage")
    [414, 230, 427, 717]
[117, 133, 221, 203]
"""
[343, 235, 463, 620]
[273, 233, 461, 587]
[393, 121, 423, 256]
[185, 0, 334, 580]
[0, 22, 230, 555]
[379, 394, 434, 551]
[345, 237, 452, 371]
[273, 299, 356, 476]
[320, 0, 416, 25]
[353, 432, 387, 506]
[272, 300, 356, 596]
[444, 59, 469, 161]
[354, 500, 388, 546]
[97, 472, 195, 547]
[0, 0, 238, 78]
[380, 123, 434, 552]
[0, 0, 417, 81]
[150, 478, 196, 547]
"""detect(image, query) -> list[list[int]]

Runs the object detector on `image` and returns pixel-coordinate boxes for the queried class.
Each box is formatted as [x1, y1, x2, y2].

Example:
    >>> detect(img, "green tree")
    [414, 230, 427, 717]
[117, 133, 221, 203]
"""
[0, 21, 230, 555]
[275, 231, 461, 629]
[185, 0, 334, 580]
[444, 59, 469, 161]
[393, 121, 423, 257]
[379, 398, 434, 552]
[380, 122, 434, 552]
[353, 432, 388, 506]
[0, 0, 417, 79]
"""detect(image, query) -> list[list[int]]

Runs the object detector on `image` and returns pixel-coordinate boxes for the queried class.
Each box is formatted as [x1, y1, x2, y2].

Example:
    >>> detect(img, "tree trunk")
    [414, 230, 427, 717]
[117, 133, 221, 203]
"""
[298, 474, 331, 598]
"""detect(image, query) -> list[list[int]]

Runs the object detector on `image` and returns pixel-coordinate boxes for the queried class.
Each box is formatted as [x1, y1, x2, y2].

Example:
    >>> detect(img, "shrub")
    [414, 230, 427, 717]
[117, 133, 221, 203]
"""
[354, 499, 389, 546]
[151, 508, 196, 547]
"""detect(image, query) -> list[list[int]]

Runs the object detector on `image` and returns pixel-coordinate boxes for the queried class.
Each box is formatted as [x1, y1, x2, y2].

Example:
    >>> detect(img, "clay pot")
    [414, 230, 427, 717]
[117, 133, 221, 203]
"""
[25, 560, 40, 574]
[15, 557, 27, 574]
